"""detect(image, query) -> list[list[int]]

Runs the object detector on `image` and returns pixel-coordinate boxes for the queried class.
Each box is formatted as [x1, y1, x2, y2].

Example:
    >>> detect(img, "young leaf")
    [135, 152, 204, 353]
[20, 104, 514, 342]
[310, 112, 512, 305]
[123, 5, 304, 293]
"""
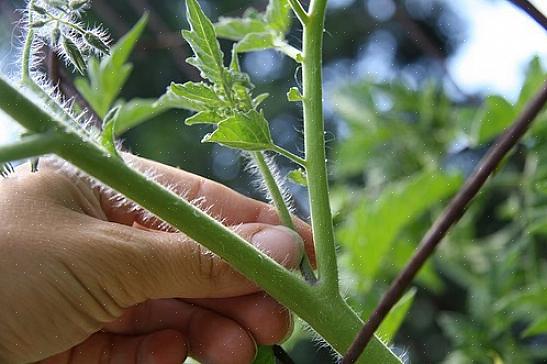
[157, 82, 224, 112]
[185, 110, 224, 125]
[287, 87, 302, 102]
[253, 93, 270, 108]
[288, 168, 307, 186]
[236, 32, 278, 53]
[75, 14, 149, 117]
[100, 106, 121, 156]
[265, 0, 292, 34]
[215, 17, 269, 41]
[202, 110, 273, 151]
[377, 288, 416, 342]
[112, 98, 172, 136]
[182, 0, 226, 85]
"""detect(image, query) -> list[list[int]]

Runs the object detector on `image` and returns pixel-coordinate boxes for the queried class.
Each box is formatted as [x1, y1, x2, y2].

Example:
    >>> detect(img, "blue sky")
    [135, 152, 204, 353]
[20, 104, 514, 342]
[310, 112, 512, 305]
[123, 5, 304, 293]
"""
[1, 0, 546, 144]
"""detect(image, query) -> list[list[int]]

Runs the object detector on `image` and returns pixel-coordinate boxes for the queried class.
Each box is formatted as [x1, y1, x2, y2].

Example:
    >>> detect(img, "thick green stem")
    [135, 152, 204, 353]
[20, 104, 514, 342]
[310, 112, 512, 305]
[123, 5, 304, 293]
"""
[302, 0, 339, 293]
[252, 151, 317, 284]
[0, 133, 62, 163]
[0, 73, 400, 364]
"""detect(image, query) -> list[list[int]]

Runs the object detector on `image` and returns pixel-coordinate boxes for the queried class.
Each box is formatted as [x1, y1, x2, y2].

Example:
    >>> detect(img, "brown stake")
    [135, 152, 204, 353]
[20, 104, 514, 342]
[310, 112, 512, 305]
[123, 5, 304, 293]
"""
[342, 82, 547, 364]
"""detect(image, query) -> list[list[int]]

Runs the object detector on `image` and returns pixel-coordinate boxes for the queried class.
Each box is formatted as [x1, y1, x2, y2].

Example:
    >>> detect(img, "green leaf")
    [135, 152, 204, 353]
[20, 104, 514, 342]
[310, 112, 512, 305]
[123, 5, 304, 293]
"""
[522, 314, 547, 337]
[75, 14, 148, 117]
[113, 98, 171, 136]
[339, 171, 462, 282]
[236, 32, 278, 53]
[203, 110, 273, 151]
[182, 0, 225, 84]
[157, 82, 224, 112]
[474, 95, 516, 145]
[253, 93, 270, 108]
[287, 87, 302, 102]
[253, 345, 276, 364]
[215, 17, 269, 41]
[101, 106, 120, 156]
[265, 0, 291, 34]
[377, 288, 416, 342]
[185, 110, 224, 125]
[528, 216, 547, 236]
[517, 56, 546, 111]
[288, 168, 307, 186]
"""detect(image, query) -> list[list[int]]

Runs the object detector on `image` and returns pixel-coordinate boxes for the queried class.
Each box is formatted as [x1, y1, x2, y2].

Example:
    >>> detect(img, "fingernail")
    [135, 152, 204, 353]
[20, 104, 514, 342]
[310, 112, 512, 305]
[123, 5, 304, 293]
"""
[251, 226, 304, 269]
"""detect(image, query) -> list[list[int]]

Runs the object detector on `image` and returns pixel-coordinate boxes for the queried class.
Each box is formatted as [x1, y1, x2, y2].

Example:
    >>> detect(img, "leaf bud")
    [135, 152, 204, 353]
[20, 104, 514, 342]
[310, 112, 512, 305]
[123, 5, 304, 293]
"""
[84, 32, 110, 54]
[61, 37, 86, 75]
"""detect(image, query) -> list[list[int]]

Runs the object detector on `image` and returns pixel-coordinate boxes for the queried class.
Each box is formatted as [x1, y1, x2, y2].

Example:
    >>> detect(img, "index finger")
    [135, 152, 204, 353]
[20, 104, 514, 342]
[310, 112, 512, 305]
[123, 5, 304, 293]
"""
[99, 154, 315, 262]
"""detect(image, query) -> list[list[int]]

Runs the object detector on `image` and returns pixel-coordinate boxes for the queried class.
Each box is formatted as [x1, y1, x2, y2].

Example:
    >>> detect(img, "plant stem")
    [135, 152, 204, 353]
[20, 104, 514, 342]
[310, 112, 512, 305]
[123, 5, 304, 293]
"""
[252, 151, 317, 284]
[302, 0, 339, 293]
[0, 133, 62, 163]
[288, 0, 309, 25]
[0, 74, 400, 363]
[341, 80, 547, 364]
[270, 144, 307, 167]
[21, 0, 36, 82]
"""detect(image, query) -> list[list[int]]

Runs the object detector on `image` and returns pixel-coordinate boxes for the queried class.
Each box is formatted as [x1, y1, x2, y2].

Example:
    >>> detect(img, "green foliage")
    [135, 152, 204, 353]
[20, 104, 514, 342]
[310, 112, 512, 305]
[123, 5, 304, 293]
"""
[338, 171, 462, 288]
[377, 288, 416, 342]
[215, 0, 297, 59]
[75, 14, 149, 118]
[253, 346, 276, 364]
[332, 56, 547, 362]
[288, 168, 307, 186]
[202, 110, 274, 151]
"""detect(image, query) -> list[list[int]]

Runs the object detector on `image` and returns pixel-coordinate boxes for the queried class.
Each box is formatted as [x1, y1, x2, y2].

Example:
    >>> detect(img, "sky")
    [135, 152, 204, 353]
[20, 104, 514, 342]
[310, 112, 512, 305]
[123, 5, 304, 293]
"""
[1, 0, 546, 145]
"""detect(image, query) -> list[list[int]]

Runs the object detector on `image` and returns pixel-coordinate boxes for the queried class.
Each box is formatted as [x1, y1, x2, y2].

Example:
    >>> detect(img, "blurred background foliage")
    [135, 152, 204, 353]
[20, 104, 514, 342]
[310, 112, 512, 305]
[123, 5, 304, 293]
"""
[1, 0, 547, 362]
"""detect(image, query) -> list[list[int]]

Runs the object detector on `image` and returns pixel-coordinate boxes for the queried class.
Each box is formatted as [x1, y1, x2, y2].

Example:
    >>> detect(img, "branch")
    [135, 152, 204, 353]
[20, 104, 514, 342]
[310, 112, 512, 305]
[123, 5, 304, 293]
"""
[288, 0, 309, 25]
[341, 81, 547, 364]
[270, 144, 307, 167]
[0, 133, 62, 164]
[506, 0, 547, 32]
[253, 152, 317, 284]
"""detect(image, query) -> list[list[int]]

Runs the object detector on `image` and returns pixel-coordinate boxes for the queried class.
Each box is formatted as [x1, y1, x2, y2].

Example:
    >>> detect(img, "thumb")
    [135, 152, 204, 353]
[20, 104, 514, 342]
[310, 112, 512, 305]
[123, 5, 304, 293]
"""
[77, 220, 303, 306]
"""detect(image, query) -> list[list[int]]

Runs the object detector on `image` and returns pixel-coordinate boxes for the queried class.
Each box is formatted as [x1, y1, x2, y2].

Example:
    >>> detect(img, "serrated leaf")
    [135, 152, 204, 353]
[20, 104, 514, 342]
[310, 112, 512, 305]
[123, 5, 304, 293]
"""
[75, 14, 148, 117]
[339, 171, 462, 281]
[182, 0, 225, 84]
[157, 82, 224, 112]
[185, 110, 224, 125]
[287, 87, 302, 102]
[215, 17, 269, 41]
[113, 98, 172, 136]
[265, 0, 291, 34]
[236, 32, 278, 53]
[377, 288, 416, 342]
[203, 110, 273, 151]
[288, 169, 307, 186]
[253, 346, 276, 364]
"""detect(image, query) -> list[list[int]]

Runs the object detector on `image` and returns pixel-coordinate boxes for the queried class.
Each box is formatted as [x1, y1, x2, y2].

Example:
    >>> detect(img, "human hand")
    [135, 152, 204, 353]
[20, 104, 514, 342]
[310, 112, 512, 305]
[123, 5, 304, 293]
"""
[0, 155, 314, 364]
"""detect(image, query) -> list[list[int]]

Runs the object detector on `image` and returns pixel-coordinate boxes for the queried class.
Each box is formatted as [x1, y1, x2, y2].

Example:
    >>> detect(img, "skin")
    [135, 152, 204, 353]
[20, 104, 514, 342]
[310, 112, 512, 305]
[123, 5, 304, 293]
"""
[0, 156, 315, 364]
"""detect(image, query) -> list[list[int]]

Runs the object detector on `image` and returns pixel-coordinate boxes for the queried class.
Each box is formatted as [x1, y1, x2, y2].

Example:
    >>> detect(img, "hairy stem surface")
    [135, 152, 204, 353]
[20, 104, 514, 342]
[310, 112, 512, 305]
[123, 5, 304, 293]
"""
[0, 75, 400, 363]
[252, 151, 317, 283]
